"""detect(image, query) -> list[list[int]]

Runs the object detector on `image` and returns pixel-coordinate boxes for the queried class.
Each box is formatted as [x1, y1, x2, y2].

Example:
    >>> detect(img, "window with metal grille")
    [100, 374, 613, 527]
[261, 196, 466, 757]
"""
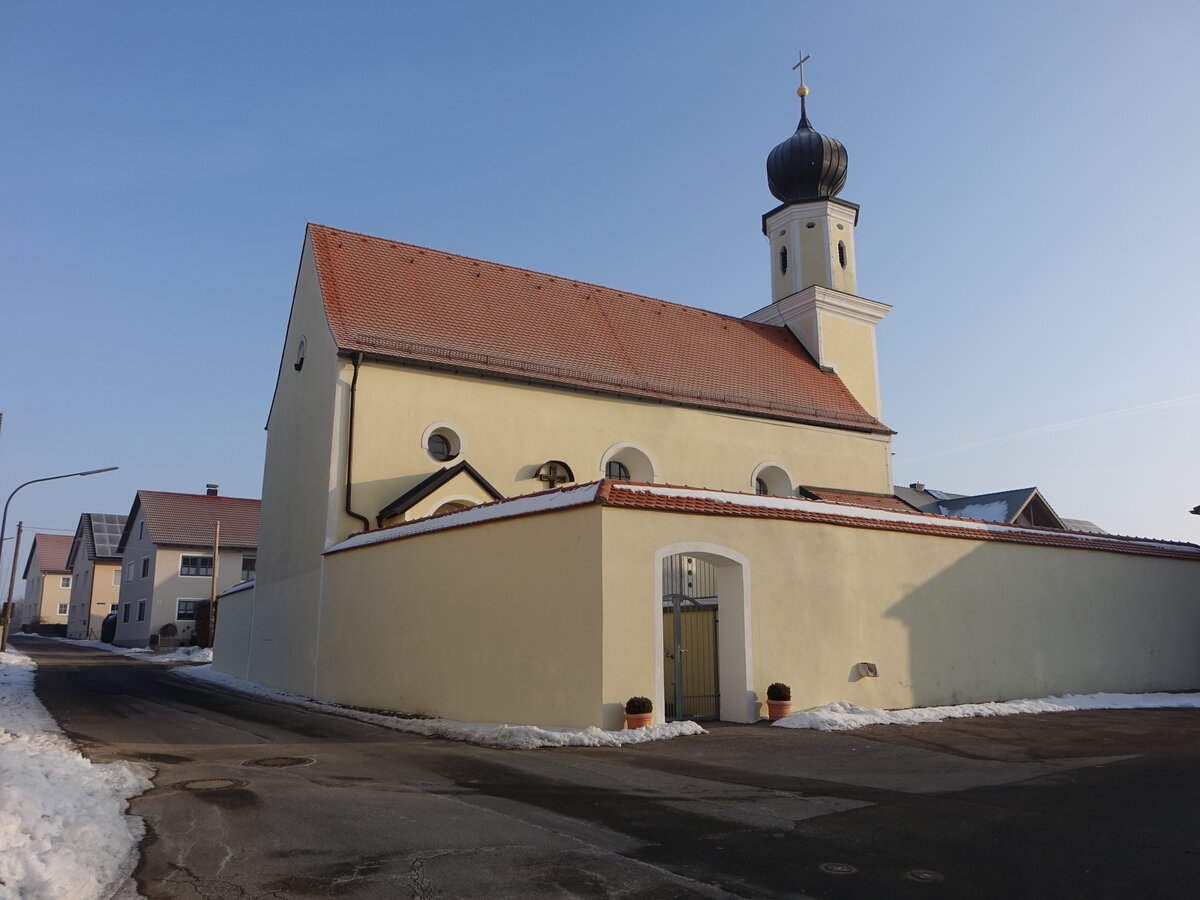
[606, 460, 630, 480]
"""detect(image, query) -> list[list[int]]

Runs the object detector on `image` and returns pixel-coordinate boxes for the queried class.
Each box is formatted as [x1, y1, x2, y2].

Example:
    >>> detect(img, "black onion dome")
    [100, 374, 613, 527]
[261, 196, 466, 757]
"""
[766, 100, 848, 203]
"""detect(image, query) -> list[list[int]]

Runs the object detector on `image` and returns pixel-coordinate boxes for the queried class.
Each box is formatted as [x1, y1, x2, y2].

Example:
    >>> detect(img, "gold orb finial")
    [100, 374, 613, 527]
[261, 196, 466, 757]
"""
[797, 85, 810, 98]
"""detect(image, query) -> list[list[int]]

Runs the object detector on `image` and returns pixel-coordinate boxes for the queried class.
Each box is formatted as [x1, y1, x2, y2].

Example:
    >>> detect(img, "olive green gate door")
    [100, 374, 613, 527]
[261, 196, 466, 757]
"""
[662, 555, 719, 720]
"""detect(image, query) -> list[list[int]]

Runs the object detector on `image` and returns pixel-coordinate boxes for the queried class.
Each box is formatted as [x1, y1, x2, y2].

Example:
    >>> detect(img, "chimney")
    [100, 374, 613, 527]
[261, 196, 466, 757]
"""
[206, 484, 219, 496]
[909, 482, 925, 492]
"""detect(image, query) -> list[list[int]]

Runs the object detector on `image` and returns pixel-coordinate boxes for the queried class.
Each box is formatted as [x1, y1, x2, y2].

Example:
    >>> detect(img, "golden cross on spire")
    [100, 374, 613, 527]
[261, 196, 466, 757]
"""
[792, 51, 811, 98]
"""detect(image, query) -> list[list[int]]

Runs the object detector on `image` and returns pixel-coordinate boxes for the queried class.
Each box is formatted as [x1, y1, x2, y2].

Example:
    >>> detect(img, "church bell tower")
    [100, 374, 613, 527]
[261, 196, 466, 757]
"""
[746, 56, 889, 420]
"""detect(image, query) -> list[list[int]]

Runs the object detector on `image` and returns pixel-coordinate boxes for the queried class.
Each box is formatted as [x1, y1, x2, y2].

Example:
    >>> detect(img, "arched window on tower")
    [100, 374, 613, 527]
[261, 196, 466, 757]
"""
[838, 240, 848, 270]
[779, 245, 788, 275]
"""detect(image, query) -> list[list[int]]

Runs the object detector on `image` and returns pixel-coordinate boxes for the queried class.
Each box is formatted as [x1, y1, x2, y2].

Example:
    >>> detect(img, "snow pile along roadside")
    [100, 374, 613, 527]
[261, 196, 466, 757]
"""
[775, 692, 1200, 731]
[39, 635, 212, 664]
[174, 664, 705, 749]
[0, 646, 153, 900]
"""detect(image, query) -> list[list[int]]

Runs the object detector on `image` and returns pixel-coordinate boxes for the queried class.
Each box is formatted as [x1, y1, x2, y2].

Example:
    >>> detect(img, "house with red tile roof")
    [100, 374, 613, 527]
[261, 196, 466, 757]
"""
[112, 487, 259, 648]
[213, 80, 1200, 728]
[18, 533, 75, 630]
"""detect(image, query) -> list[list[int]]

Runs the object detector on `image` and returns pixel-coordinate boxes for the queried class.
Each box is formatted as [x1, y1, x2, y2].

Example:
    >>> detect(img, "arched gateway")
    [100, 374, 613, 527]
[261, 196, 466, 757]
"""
[654, 543, 754, 724]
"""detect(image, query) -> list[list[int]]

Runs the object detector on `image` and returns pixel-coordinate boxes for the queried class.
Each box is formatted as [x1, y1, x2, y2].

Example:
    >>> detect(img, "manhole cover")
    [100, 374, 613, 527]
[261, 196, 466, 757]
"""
[906, 869, 945, 883]
[173, 778, 248, 791]
[819, 862, 858, 875]
[242, 756, 315, 768]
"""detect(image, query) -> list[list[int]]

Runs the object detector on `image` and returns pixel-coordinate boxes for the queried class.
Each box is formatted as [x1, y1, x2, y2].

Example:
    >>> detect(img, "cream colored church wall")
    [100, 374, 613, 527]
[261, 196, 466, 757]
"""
[315, 506, 606, 727]
[597, 508, 1200, 718]
[346, 363, 892, 528]
[819, 315, 881, 420]
[237, 234, 345, 693]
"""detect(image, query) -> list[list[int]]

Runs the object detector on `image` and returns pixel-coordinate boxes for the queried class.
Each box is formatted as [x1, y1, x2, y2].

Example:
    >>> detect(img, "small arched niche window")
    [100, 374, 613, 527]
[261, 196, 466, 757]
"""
[606, 459, 630, 480]
[601, 444, 655, 483]
[752, 463, 793, 497]
[778, 245, 788, 275]
[433, 500, 472, 516]
[294, 336, 307, 371]
[424, 425, 462, 462]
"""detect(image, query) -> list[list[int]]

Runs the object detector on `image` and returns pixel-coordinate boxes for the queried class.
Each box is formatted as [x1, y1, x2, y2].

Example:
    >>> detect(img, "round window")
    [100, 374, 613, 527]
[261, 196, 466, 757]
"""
[428, 433, 454, 461]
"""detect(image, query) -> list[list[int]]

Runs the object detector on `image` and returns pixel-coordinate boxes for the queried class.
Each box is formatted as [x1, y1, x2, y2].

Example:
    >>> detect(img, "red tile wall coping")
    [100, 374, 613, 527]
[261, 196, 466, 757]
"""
[327, 481, 1199, 562]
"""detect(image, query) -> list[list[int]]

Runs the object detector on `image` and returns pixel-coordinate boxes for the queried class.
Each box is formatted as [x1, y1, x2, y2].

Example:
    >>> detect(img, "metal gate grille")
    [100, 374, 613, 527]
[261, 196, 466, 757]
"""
[662, 556, 719, 720]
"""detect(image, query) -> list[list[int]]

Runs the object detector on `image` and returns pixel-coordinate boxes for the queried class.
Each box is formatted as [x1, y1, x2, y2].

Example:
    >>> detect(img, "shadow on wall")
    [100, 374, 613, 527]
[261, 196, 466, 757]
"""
[884, 541, 1200, 707]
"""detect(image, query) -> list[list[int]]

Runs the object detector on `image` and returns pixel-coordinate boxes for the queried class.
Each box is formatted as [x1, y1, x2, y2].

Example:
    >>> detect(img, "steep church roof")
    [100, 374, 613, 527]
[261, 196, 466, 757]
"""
[308, 224, 890, 434]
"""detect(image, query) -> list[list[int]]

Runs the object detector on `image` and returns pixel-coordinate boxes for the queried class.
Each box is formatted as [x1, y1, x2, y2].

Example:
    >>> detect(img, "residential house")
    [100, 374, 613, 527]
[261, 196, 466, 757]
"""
[113, 487, 259, 648]
[892, 484, 1107, 533]
[213, 79, 1200, 729]
[18, 533, 75, 629]
[65, 513, 126, 640]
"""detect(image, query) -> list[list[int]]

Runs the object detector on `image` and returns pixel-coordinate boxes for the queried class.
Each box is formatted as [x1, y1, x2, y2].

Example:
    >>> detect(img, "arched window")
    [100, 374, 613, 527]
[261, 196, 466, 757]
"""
[838, 240, 848, 270]
[601, 444, 656, 483]
[778, 245, 788, 275]
[606, 459, 630, 480]
[433, 500, 472, 516]
[294, 336, 306, 371]
[752, 463, 793, 497]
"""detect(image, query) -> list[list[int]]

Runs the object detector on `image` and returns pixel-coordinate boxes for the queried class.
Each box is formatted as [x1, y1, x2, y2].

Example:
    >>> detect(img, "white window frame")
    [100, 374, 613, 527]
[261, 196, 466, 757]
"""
[59, 575, 71, 588]
[176, 599, 201, 621]
[112, 569, 122, 587]
[179, 555, 214, 577]
[124, 562, 135, 583]
[240, 555, 256, 582]
[57, 603, 69, 616]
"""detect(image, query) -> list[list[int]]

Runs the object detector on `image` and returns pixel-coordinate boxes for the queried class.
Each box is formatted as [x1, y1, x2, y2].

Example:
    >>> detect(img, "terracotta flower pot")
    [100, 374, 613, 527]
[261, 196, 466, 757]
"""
[766, 699, 792, 721]
[624, 712, 653, 729]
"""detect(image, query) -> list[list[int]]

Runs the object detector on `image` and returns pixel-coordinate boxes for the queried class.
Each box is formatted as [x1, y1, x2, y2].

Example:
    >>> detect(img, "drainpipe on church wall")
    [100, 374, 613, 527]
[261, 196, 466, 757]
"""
[343, 352, 370, 534]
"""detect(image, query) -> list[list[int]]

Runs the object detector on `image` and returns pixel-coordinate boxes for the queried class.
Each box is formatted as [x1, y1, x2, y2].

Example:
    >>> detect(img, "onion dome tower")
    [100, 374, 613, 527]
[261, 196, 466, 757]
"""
[745, 55, 890, 420]
[766, 88, 848, 204]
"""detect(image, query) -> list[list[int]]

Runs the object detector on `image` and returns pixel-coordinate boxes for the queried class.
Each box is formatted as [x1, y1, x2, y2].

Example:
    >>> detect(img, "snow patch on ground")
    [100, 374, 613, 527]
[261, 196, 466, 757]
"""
[175, 664, 705, 749]
[37, 635, 212, 664]
[775, 692, 1200, 731]
[0, 646, 153, 900]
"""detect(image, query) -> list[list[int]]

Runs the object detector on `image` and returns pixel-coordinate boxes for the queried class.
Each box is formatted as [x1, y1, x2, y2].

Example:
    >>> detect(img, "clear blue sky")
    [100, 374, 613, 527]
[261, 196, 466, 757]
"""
[3, 0, 1199, 589]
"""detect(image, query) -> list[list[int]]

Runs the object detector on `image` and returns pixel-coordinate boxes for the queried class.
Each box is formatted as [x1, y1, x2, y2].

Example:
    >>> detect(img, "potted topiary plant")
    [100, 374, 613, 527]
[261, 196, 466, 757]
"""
[624, 696, 653, 729]
[765, 682, 792, 721]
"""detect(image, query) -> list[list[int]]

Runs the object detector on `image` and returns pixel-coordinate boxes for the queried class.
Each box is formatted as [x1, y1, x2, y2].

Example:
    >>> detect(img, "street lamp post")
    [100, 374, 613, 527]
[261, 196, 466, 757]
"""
[0, 466, 119, 651]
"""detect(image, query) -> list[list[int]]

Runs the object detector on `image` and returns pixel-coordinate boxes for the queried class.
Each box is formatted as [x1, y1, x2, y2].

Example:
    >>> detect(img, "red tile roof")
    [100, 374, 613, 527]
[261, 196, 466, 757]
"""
[23, 533, 73, 577]
[308, 224, 889, 434]
[121, 491, 260, 551]
[802, 487, 918, 513]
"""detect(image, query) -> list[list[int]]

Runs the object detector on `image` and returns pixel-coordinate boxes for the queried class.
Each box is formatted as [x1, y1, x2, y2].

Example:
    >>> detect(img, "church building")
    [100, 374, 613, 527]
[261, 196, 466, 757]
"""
[213, 77, 1200, 730]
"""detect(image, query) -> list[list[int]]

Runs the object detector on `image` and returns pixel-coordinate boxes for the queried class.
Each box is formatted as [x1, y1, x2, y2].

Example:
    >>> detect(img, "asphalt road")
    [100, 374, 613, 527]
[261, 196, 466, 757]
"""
[17, 636, 1200, 899]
